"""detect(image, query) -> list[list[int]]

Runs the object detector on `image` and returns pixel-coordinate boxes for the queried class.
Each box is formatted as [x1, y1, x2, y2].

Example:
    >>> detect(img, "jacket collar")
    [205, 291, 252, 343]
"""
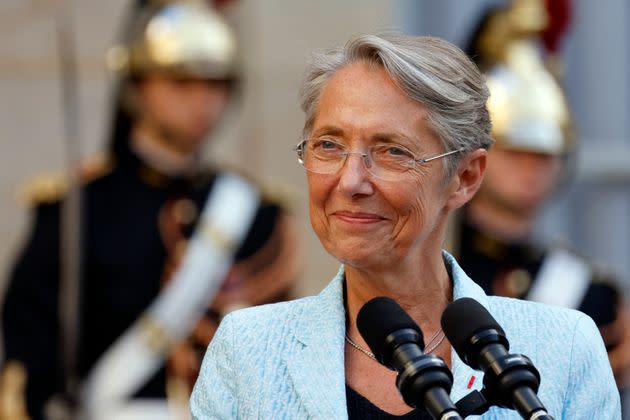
[443, 251, 489, 402]
[286, 253, 490, 418]
[286, 266, 347, 419]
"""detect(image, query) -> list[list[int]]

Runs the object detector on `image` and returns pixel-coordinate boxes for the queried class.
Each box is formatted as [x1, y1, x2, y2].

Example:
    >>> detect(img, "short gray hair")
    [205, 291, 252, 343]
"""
[299, 33, 494, 177]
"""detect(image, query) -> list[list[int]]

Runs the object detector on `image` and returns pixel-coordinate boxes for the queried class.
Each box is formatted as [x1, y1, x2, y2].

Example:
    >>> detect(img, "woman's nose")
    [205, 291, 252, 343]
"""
[337, 153, 374, 196]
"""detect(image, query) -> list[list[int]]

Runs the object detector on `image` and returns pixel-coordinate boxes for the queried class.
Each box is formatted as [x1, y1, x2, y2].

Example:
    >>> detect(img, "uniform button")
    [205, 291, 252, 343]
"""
[173, 198, 198, 225]
[174, 239, 188, 261]
[505, 269, 532, 297]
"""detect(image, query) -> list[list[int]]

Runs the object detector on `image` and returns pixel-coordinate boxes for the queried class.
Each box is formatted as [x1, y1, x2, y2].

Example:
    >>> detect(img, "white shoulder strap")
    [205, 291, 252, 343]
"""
[82, 400, 186, 420]
[526, 248, 591, 309]
[80, 173, 260, 416]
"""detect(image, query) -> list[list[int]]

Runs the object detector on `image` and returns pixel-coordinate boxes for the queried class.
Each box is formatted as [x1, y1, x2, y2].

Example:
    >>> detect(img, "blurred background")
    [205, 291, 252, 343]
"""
[1, 0, 629, 301]
[1, 0, 629, 416]
[2, 0, 394, 302]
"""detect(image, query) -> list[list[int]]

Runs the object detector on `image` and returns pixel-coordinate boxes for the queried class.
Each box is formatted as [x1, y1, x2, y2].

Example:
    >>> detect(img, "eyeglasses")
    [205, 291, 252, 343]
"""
[294, 138, 464, 181]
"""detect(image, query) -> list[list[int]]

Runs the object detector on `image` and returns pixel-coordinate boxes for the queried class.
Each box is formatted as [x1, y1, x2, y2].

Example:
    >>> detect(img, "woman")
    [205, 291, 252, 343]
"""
[190, 33, 619, 418]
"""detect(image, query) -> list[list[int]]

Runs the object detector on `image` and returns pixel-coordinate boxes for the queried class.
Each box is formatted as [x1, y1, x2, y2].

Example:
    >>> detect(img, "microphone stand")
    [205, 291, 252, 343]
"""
[455, 387, 554, 419]
[387, 332, 464, 420]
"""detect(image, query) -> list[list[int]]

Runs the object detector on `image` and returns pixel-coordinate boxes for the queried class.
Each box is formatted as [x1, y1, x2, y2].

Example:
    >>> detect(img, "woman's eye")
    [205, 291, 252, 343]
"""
[382, 145, 413, 159]
[312, 139, 342, 151]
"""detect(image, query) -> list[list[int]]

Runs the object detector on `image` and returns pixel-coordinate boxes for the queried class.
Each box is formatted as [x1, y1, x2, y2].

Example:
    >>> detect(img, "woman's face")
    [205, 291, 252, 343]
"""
[307, 63, 456, 271]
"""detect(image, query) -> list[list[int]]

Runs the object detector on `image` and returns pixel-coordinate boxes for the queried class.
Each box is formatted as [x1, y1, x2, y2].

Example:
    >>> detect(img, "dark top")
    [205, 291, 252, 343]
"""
[346, 384, 432, 420]
[2, 143, 289, 419]
[455, 210, 618, 327]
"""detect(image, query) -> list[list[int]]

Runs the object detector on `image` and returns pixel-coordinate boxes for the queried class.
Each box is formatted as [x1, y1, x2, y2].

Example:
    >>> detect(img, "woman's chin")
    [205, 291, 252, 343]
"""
[331, 245, 391, 271]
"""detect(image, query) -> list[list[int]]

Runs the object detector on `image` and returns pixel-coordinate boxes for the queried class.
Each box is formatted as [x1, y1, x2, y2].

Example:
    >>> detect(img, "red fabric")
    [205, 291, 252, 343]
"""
[212, 0, 237, 10]
[541, 0, 572, 53]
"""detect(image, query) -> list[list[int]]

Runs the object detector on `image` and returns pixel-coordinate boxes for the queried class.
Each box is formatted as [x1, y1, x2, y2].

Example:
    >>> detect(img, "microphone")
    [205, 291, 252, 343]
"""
[357, 297, 462, 420]
[441, 297, 554, 420]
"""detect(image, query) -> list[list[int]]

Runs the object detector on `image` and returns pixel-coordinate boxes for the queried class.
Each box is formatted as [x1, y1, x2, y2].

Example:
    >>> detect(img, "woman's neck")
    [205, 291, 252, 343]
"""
[343, 250, 452, 346]
[131, 124, 200, 177]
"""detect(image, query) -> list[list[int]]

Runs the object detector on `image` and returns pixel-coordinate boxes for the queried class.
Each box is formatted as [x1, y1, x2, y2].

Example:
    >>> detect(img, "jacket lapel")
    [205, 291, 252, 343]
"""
[286, 268, 348, 419]
[283, 255, 495, 417]
[444, 251, 490, 402]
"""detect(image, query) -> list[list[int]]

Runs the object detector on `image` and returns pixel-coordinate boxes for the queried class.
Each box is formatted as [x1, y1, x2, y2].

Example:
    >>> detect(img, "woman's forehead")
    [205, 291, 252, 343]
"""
[312, 65, 434, 146]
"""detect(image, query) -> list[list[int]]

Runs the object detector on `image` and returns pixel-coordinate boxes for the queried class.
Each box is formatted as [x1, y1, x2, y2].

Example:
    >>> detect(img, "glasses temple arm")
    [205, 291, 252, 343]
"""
[418, 148, 465, 164]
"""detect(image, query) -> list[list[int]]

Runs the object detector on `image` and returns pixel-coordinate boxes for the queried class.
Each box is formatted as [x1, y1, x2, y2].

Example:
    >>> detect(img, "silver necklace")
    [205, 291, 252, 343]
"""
[344, 333, 377, 359]
[424, 329, 446, 354]
[344, 328, 446, 361]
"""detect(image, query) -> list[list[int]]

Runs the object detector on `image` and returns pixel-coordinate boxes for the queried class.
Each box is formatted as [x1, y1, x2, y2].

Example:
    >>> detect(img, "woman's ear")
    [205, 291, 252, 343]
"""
[446, 148, 487, 210]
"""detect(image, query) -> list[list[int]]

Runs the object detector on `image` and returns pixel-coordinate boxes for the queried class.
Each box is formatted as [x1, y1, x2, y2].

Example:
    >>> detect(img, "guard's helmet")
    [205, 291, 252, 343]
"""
[468, 0, 572, 155]
[107, 0, 237, 82]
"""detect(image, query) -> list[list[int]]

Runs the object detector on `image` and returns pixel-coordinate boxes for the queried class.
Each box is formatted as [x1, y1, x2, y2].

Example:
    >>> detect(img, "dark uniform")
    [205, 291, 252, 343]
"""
[454, 211, 619, 329]
[1, 1, 299, 418]
[447, 0, 629, 387]
[2, 140, 297, 419]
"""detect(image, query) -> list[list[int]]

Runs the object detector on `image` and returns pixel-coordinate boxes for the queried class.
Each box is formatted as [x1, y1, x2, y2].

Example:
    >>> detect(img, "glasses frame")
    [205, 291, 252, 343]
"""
[293, 138, 464, 179]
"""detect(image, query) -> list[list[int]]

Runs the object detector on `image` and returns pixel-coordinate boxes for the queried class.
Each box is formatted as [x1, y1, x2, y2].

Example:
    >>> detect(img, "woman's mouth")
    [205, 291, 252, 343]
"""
[332, 211, 385, 224]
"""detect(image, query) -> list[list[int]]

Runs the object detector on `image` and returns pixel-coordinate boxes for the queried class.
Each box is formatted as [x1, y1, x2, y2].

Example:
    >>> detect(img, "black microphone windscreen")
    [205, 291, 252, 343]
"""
[356, 296, 423, 361]
[440, 297, 504, 361]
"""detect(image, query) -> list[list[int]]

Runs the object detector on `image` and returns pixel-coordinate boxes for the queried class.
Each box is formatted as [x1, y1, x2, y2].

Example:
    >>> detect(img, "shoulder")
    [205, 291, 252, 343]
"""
[486, 296, 616, 409]
[18, 172, 66, 208]
[206, 297, 318, 378]
[222, 296, 316, 332]
[488, 295, 590, 334]
[212, 296, 321, 352]
[258, 180, 301, 212]
[18, 154, 115, 207]
[487, 295, 606, 370]
[485, 295, 604, 361]
[215, 270, 343, 351]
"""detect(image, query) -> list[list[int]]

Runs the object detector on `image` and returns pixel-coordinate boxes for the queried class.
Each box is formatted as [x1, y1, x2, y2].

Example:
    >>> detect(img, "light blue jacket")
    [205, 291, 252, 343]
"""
[191, 252, 620, 419]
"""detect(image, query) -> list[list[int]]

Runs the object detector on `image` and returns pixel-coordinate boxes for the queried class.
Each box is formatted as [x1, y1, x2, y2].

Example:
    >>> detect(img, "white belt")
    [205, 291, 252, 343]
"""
[80, 173, 259, 416]
[527, 248, 590, 309]
[84, 399, 188, 420]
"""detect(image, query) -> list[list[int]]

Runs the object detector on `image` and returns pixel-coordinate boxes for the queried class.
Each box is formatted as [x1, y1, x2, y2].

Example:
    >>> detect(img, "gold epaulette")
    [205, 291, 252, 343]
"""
[18, 154, 114, 207]
[258, 178, 305, 211]
[78, 153, 114, 183]
[0, 361, 29, 420]
[18, 172, 67, 206]
[587, 259, 619, 287]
